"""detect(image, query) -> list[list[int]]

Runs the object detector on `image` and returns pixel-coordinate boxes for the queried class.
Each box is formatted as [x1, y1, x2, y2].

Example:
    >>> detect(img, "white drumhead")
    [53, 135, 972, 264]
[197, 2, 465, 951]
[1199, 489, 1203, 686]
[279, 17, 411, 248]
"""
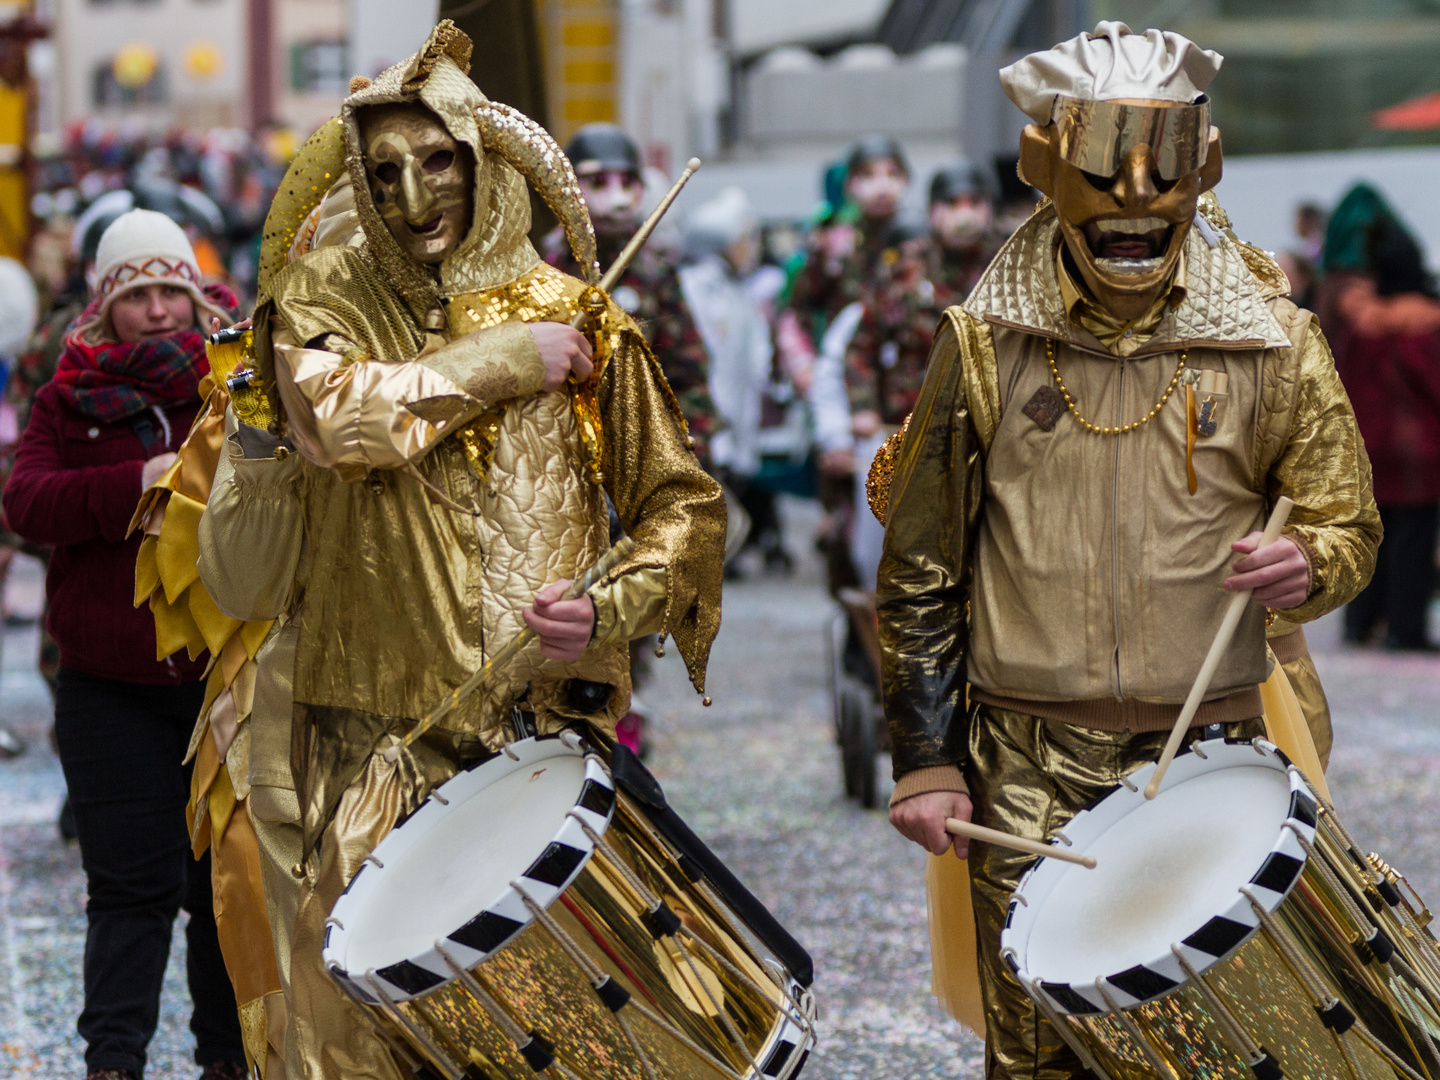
[324, 734, 617, 1002]
[1001, 739, 1317, 1013]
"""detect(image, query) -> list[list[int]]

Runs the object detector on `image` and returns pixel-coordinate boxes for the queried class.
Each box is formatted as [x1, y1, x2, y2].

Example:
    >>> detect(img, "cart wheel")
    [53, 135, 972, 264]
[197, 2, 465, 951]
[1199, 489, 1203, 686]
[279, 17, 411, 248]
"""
[839, 683, 863, 798]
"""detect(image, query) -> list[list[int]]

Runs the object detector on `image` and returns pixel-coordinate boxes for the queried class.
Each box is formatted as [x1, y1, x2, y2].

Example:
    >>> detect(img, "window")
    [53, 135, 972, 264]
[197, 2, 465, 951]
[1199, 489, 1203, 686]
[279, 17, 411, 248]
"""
[92, 60, 168, 107]
[290, 41, 348, 94]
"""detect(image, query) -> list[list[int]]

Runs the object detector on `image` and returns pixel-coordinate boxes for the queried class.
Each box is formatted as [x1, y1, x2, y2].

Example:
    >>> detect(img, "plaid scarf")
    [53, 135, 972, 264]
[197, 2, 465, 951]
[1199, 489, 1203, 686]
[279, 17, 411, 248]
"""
[54, 284, 237, 423]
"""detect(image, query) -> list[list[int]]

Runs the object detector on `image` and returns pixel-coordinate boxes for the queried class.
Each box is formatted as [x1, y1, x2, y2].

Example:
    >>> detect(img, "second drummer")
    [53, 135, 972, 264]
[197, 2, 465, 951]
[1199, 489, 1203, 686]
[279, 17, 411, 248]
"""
[879, 22, 1380, 1079]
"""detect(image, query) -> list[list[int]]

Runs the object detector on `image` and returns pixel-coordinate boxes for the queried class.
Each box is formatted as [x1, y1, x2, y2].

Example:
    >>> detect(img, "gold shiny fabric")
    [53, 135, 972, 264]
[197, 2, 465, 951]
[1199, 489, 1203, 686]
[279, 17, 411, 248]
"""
[877, 201, 1379, 793]
[359, 790, 810, 1080]
[965, 707, 1265, 1079]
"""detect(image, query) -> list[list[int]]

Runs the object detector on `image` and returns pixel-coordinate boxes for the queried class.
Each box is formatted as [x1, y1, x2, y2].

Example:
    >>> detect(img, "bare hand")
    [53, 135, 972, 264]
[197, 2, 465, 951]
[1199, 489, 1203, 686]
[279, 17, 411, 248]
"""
[141, 452, 178, 489]
[850, 409, 882, 439]
[523, 579, 595, 661]
[208, 316, 254, 335]
[1225, 532, 1309, 609]
[819, 448, 855, 477]
[890, 789, 974, 859]
[529, 323, 594, 392]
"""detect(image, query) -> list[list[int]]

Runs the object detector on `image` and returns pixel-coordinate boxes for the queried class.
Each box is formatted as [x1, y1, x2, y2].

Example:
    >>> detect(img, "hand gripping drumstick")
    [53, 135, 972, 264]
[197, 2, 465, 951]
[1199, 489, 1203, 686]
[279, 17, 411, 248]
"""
[945, 818, 1098, 869]
[382, 537, 637, 764]
[569, 158, 703, 331]
[1144, 496, 1295, 800]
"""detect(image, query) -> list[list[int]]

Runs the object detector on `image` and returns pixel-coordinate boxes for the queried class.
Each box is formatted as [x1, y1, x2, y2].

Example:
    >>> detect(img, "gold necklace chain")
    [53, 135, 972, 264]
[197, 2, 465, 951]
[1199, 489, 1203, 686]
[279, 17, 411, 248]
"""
[1045, 338, 1187, 436]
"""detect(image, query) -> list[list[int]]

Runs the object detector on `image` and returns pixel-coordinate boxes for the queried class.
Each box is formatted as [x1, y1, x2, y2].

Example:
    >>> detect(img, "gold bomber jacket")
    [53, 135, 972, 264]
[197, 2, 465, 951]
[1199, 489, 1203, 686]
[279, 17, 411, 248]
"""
[878, 203, 1379, 795]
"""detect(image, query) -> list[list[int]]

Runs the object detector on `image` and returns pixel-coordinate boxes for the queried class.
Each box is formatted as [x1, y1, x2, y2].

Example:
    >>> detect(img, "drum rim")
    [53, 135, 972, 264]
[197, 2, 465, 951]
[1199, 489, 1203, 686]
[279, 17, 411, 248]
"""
[1000, 737, 1319, 1016]
[323, 732, 617, 1004]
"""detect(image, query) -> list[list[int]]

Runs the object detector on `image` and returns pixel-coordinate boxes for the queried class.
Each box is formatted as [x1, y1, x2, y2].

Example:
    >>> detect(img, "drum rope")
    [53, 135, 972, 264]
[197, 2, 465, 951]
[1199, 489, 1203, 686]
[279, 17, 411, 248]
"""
[1092, 980, 1183, 1080]
[569, 816, 765, 1073]
[1021, 975, 1114, 1080]
[1288, 827, 1395, 956]
[329, 967, 427, 1075]
[362, 970, 467, 1080]
[432, 941, 561, 1076]
[512, 885, 663, 1080]
[1350, 1023, 1430, 1080]
[1240, 888, 1366, 1080]
[1168, 947, 1265, 1065]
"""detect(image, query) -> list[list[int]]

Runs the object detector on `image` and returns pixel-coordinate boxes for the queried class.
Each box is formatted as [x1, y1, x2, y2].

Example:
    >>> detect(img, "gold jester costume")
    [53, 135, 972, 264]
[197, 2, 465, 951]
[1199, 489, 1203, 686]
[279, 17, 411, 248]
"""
[194, 23, 725, 1080]
[874, 23, 1379, 1079]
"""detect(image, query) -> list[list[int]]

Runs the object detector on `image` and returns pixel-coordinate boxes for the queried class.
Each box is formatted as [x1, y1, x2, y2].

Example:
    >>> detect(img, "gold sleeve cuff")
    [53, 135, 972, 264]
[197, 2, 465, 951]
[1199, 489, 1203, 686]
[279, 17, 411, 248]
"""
[418, 321, 546, 406]
[272, 342, 472, 479]
[889, 764, 969, 807]
[590, 565, 669, 649]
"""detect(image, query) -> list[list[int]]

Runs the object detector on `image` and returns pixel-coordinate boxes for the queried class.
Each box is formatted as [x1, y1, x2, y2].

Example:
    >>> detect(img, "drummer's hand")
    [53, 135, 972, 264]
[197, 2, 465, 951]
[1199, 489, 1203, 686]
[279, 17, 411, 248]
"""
[890, 790, 973, 860]
[1225, 532, 1309, 610]
[208, 316, 254, 335]
[530, 322, 594, 391]
[524, 580, 595, 661]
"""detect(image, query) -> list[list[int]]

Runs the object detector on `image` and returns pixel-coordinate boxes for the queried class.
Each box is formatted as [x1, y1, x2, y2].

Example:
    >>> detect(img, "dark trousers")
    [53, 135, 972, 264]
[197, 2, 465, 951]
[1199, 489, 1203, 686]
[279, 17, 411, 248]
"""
[1345, 503, 1439, 648]
[53, 669, 245, 1076]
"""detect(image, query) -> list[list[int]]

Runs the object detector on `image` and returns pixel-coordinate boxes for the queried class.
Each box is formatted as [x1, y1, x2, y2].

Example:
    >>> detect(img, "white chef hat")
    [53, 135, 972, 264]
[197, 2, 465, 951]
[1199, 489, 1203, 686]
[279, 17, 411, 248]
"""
[1000, 21, 1223, 125]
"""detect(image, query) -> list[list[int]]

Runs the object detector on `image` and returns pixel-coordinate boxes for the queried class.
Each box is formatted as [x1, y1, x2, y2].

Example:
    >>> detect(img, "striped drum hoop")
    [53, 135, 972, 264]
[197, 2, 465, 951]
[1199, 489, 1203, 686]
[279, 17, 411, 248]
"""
[1002, 738, 1440, 1080]
[323, 734, 816, 1080]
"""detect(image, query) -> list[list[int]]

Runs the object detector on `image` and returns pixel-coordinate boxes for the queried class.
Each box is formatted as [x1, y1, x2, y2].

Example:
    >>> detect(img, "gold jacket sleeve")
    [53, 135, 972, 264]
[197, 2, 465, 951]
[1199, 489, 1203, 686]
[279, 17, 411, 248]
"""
[597, 327, 726, 694]
[272, 322, 545, 480]
[1269, 319, 1382, 622]
[876, 314, 984, 790]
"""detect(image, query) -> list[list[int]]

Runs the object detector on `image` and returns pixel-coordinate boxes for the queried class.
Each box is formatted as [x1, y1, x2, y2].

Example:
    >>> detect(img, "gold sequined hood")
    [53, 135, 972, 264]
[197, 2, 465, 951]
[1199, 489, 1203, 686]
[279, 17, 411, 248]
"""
[339, 21, 598, 319]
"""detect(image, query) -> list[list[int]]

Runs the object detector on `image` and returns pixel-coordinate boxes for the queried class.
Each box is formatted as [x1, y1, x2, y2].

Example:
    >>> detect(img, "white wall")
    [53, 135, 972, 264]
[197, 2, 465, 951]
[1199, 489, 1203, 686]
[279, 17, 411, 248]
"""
[1218, 146, 1440, 272]
[728, 0, 890, 55]
[347, 0, 440, 79]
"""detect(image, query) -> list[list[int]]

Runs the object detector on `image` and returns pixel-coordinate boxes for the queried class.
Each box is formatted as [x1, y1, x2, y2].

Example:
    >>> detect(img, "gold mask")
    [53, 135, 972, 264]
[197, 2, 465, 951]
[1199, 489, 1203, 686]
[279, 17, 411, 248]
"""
[359, 104, 474, 265]
[1020, 100, 1223, 322]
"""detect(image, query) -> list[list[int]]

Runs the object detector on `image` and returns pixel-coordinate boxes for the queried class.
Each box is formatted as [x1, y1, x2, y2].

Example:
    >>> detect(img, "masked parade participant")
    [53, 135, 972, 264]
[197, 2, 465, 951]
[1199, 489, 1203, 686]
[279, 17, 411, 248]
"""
[152, 23, 724, 1080]
[875, 23, 1379, 1078]
[545, 123, 720, 471]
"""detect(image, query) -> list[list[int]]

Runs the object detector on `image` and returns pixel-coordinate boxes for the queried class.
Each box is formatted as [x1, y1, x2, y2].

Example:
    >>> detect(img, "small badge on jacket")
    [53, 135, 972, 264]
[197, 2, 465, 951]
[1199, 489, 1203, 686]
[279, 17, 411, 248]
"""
[1022, 385, 1067, 432]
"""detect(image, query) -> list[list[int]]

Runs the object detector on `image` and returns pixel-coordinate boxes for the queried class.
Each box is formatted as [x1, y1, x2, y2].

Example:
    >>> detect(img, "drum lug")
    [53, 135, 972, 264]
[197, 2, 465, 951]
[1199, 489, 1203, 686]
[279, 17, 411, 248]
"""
[517, 1030, 555, 1073]
[642, 900, 684, 939]
[1249, 1047, 1285, 1080]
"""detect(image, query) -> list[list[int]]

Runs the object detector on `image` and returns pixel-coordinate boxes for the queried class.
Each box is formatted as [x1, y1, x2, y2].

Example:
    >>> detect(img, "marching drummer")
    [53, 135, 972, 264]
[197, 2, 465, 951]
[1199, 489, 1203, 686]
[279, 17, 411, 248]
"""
[195, 22, 725, 1080]
[878, 22, 1380, 1079]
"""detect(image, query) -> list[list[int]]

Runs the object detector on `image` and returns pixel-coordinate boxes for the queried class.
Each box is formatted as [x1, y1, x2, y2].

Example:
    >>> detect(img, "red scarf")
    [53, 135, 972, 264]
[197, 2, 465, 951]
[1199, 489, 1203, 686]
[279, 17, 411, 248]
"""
[53, 284, 237, 423]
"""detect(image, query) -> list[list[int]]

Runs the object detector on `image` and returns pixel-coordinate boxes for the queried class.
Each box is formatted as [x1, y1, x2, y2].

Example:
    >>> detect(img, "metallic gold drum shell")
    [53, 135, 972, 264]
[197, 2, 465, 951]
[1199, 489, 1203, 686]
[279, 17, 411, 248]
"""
[359, 792, 812, 1080]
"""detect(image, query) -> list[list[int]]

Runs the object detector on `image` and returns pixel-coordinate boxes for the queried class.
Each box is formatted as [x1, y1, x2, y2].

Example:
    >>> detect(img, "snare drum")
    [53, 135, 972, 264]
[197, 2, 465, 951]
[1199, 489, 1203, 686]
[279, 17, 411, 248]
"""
[1002, 738, 1440, 1080]
[323, 734, 816, 1080]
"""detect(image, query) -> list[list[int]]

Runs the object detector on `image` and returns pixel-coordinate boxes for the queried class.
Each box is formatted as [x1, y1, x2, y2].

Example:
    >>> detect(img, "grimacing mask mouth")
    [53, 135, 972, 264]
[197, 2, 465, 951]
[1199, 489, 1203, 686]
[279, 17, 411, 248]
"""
[1019, 99, 1223, 321]
[359, 104, 475, 265]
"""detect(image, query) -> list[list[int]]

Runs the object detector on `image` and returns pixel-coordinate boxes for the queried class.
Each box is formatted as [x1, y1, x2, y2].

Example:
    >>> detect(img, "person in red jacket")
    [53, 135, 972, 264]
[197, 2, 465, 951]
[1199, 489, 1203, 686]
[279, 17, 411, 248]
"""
[1330, 219, 1440, 651]
[2, 209, 248, 1080]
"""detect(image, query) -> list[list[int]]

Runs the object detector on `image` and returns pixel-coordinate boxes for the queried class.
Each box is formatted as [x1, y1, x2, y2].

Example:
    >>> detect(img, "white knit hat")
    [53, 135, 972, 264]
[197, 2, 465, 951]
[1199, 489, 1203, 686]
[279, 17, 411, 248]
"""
[87, 209, 229, 339]
[1001, 21, 1223, 125]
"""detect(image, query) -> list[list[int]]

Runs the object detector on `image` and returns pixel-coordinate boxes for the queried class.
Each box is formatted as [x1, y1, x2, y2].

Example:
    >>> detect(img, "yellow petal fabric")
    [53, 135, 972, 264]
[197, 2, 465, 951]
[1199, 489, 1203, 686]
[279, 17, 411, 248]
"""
[151, 587, 205, 661]
[188, 582, 244, 659]
[157, 491, 206, 604]
[240, 618, 274, 660]
[135, 534, 160, 608]
[208, 760, 237, 844]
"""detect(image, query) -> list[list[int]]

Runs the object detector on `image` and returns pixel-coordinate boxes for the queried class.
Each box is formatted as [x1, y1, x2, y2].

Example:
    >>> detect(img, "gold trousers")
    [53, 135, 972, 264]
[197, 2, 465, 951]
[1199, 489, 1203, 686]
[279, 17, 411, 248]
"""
[965, 705, 1265, 1080]
[288, 734, 460, 1080]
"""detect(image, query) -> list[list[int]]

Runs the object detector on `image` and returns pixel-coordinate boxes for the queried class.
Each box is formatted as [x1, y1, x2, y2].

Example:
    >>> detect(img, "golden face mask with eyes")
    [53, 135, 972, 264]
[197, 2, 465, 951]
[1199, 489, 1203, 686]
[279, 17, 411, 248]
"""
[1019, 97, 1224, 322]
[359, 103, 475, 265]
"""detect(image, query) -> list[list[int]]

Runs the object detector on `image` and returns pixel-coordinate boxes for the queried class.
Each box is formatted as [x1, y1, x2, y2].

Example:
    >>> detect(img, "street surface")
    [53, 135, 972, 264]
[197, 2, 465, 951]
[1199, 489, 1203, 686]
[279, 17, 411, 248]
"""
[2, 500, 1439, 1079]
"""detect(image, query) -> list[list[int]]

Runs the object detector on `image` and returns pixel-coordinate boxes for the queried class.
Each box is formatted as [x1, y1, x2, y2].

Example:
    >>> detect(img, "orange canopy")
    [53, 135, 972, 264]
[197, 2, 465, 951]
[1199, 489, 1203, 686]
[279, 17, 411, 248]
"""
[1373, 90, 1440, 131]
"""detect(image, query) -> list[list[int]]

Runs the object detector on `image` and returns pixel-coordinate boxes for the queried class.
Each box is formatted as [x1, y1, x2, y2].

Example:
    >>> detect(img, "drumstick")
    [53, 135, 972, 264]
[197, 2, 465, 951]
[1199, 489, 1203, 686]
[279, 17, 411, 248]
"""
[1144, 496, 1295, 800]
[946, 818, 1097, 869]
[382, 537, 637, 764]
[569, 159, 702, 331]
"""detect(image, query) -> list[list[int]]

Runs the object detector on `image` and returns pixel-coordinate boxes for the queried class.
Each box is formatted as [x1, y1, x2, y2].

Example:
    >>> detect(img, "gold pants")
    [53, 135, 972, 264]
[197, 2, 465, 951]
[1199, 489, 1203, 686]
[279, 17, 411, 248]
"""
[287, 735, 460, 1080]
[965, 706, 1266, 1080]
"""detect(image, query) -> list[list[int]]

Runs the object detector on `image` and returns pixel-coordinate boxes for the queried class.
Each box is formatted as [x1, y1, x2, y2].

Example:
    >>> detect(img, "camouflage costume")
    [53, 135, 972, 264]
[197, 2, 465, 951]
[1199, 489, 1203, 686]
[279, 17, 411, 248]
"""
[784, 215, 912, 346]
[845, 235, 997, 425]
[547, 236, 720, 468]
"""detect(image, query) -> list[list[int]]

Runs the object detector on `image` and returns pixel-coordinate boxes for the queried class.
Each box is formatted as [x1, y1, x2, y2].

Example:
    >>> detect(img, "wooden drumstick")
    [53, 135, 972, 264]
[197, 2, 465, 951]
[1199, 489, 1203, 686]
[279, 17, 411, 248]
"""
[946, 818, 1098, 869]
[1144, 496, 1295, 800]
[382, 537, 637, 764]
